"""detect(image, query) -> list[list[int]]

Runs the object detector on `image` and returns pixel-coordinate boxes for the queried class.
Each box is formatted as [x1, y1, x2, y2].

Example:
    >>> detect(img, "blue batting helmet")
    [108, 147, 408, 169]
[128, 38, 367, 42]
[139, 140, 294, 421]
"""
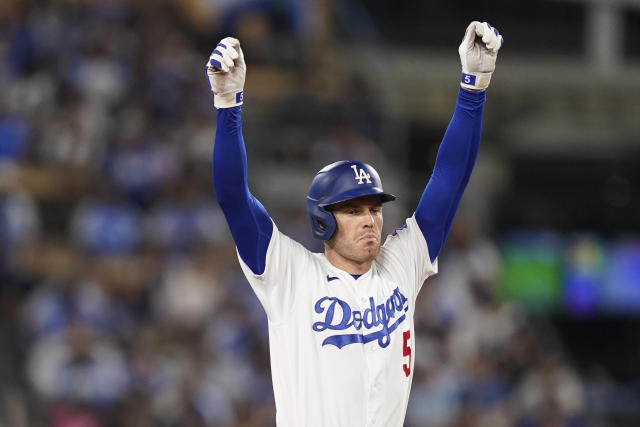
[306, 160, 396, 241]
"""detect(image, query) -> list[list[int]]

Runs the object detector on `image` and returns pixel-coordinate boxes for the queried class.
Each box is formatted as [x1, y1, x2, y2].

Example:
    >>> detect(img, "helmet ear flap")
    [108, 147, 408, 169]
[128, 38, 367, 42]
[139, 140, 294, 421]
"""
[306, 200, 336, 241]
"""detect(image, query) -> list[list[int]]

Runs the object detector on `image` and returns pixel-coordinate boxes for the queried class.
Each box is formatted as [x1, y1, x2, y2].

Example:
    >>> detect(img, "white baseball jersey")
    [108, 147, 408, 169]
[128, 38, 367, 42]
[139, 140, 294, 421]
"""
[237, 214, 438, 427]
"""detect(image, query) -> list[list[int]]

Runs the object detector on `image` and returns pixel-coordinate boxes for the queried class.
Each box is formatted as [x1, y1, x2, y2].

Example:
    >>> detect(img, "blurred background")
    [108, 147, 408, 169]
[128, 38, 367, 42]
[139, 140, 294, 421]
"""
[1, 0, 639, 426]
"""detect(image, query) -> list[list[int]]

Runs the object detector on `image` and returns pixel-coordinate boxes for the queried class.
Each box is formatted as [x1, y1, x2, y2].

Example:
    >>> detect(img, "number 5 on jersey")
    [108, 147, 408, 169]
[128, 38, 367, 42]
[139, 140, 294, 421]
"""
[402, 330, 411, 377]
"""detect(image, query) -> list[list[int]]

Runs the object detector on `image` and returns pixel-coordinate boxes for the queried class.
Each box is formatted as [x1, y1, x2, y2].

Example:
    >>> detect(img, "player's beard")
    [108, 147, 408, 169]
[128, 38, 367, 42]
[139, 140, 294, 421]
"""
[357, 241, 381, 263]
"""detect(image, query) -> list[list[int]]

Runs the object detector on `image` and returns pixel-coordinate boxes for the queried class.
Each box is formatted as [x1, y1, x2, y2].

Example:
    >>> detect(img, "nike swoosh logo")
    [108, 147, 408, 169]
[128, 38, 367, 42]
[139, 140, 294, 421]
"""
[326, 275, 339, 282]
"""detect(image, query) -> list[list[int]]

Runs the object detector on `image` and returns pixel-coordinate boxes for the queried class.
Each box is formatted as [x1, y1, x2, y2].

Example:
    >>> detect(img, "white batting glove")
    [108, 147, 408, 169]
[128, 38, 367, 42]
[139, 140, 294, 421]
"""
[459, 21, 503, 91]
[205, 37, 246, 108]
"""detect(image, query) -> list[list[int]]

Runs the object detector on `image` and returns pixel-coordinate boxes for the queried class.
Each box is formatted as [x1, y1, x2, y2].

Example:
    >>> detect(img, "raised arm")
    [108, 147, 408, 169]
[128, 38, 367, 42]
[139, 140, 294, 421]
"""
[416, 22, 503, 262]
[207, 38, 273, 275]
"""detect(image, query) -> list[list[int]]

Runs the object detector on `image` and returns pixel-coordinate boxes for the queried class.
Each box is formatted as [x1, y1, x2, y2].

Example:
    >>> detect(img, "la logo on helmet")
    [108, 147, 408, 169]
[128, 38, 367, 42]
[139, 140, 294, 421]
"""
[351, 165, 372, 184]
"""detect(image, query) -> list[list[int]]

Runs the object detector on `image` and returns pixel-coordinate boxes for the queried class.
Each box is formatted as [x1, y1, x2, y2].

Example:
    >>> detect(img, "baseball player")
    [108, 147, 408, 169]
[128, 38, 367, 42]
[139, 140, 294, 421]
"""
[206, 21, 503, 427]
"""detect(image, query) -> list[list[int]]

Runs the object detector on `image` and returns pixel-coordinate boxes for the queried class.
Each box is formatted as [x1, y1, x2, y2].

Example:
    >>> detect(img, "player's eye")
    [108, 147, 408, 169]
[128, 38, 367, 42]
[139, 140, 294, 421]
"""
[347, 209, 358, 214]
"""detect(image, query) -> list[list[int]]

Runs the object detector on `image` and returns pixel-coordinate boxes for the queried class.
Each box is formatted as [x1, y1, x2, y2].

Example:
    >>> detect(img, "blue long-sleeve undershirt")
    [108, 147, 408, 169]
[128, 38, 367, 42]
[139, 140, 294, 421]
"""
[416, 88, 485, 262]
[212, 107, 272, 275]
[212, 88, 485, 274]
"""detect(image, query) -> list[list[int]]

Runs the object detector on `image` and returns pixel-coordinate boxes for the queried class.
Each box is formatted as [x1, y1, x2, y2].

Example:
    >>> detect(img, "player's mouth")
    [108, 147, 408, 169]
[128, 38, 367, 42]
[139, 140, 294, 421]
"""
[358, 233, 379, 243]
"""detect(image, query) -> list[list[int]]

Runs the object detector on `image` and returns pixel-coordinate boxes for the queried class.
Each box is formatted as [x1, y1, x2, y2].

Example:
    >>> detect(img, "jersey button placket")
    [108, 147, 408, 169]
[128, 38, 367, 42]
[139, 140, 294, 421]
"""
[368, 336, 387, 427]
[367, 353, 383, 427]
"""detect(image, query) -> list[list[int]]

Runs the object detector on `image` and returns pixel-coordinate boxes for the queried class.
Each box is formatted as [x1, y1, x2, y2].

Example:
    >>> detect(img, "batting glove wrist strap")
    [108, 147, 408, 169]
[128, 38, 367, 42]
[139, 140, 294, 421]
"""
[214, 91, 244, 108]
[460, 72, 492, 91]
[459, 21, 503, 91]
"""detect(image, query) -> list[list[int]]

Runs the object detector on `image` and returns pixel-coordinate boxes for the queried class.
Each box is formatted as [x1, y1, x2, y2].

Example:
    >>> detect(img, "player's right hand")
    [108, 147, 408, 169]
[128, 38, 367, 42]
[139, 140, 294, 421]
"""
[458, 21, 503, 91]
[205, 37, 246, 109]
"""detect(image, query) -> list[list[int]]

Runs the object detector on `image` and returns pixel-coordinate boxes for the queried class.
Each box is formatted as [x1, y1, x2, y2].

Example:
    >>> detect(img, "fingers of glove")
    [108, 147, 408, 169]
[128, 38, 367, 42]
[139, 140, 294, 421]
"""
[222, 37, 246, 68]
[219, 37, 240, 51]
[484, 34, 498, 51]
[473, 21, 486, 38]
[487, 34, 503, 52]
[208, 37, 241, 72]
[208, 54, 229, 72]
[481, 23, 503, 52]
[217, 39, 241, 65]
[480, 23, 494, 44]
[209, 52, 235, 73]
[207, 50, 228, 72]
[226, 45, 239, 61]
[208, 60, 228, 72]
[460, 21, 480, 50]
[216, 42, 239, 62]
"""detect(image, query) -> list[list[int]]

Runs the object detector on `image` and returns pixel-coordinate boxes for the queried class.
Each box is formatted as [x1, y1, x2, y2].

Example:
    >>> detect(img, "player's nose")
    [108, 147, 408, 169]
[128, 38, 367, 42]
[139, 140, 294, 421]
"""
[363, 211, 375, 227]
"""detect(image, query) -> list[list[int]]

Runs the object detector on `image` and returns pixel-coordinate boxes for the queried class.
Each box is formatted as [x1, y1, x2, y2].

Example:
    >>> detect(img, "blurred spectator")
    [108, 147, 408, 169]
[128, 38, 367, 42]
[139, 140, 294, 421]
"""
[70, 200, 142, 255]
[0, 170, 40, 249]
[406, 337, 462, 427]
[456, 350, 511, 427]
[48, 403, 102, 427]
[0, 114, 30, 160]
[36, 100, 108, 170]
[66, 43, 129, 106]
[515, 353, 586, 427]
[418, 217, 502, 334]
[143, 28, 199, 122]
[26, 320, 129, 409]
[181, 112, 217, 177]
[145, 175, 229, 252]
[153, 246, 223, 330]
[104, 135, 181, 209]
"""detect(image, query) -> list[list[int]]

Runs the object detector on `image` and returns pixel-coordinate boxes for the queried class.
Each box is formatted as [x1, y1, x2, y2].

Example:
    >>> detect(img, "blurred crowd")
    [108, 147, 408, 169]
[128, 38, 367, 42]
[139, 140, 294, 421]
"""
[0, 0, 604, 426]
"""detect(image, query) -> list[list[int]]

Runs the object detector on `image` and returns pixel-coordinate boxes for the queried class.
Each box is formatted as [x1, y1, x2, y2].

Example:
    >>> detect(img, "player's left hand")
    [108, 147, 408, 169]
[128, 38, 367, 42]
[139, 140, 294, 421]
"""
[459, 21, 503, 91]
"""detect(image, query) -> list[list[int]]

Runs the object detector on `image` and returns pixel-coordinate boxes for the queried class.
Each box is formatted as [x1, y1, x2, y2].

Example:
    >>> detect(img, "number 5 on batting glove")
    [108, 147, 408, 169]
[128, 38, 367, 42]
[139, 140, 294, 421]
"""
[205, 37, 246, 108]
[459, 21, 503, 91]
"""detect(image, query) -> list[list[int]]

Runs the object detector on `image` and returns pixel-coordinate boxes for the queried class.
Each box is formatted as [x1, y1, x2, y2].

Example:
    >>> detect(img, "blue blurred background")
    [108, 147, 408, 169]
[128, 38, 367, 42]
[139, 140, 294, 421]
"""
[1, 0, 640, 426]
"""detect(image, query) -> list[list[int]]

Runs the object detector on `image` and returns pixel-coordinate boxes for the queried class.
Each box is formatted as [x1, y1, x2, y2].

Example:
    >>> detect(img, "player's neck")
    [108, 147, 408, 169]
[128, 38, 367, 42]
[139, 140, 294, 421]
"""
[324, 248, 372, 275]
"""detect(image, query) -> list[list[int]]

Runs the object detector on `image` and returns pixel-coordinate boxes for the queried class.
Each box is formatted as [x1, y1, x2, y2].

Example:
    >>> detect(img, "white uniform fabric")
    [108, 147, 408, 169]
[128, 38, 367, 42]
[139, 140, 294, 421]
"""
[238, 214, 438, 427]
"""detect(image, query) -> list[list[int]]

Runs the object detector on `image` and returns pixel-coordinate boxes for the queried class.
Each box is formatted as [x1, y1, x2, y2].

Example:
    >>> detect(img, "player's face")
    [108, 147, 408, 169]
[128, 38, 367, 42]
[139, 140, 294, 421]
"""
[327, 195, 383, 267]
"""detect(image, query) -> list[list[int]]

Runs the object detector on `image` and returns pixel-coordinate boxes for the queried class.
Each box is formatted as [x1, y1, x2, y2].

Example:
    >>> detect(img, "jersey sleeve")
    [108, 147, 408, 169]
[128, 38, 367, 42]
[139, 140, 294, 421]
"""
[236, 222, 313, 323]
[379, 214, 438, 300]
